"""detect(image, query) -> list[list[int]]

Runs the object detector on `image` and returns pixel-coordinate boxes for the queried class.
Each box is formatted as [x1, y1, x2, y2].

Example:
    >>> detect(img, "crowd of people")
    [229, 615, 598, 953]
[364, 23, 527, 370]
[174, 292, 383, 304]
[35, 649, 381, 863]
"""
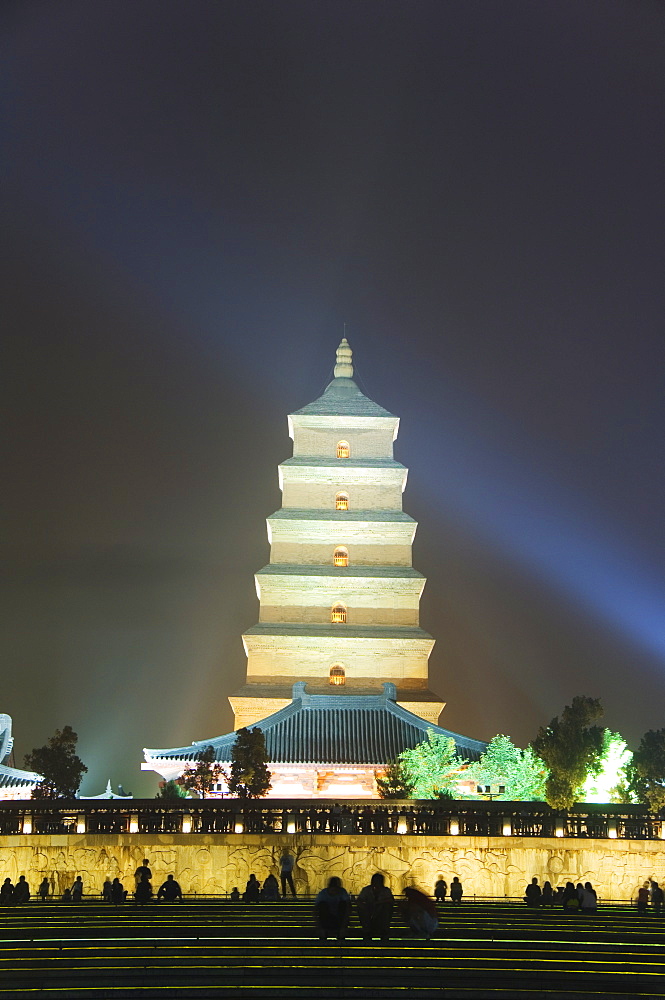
[2, 856, 664, 925]
[0, 859, 183, 907]
[521, 875, 665, 915]
[523, 876, 598, 913]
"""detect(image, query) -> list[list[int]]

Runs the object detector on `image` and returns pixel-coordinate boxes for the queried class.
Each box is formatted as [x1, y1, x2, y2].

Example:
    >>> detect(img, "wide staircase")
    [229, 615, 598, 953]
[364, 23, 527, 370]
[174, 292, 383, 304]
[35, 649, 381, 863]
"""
[0, 898, 663, 998]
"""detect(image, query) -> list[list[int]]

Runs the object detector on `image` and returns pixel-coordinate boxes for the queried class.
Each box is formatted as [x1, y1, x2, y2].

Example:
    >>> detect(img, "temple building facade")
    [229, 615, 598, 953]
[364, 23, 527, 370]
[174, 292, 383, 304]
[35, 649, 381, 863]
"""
[143, 340, 485, 796]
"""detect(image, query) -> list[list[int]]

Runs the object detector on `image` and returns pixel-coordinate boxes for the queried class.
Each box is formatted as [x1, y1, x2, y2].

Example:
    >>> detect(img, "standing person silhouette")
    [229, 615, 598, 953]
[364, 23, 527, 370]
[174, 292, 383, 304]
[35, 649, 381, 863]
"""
[14, 876, 30, 904]
[525, 877, 541, 907]
[134, 858, 152, 888]
[280, 851, 296, 896]
[450, 877, 463, 906]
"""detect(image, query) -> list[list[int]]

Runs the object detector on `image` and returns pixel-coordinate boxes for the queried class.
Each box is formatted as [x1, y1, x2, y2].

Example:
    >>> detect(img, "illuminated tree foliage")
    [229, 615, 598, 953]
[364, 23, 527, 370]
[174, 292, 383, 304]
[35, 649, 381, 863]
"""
[531, 696, 604, 809]
[471, 734, 547, 801]
[582, 730, 633, 803]
[24, 726, 87, 799]
[155, 779, 188, 800]
[397, 731, 463, 799]
[181, 745, 225, 799]
[376, 760, 414, 799]
[626, 729, 665, 810]
[228, 727, 272, 799]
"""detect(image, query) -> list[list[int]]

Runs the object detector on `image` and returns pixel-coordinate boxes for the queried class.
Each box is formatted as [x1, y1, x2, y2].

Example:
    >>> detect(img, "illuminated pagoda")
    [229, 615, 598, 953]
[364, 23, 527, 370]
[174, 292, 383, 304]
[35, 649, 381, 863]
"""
[143, 340, 485, 796]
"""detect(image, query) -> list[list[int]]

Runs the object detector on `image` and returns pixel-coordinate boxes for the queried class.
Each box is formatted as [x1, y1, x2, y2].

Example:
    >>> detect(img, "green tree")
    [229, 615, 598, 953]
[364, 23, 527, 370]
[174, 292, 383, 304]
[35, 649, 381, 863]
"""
[155, 779, 188, 800]
[626, 729, 665, 810]
[471, 734, 547, 801]
[376, 760, 414, 799]
[181, 745, 225, 799]
[398, 731, 463, 799]
[531, 696, 604, 809]
[228, 727, 272, 799]
[24, 726, 87, 799]
[582, 730, 633, 803]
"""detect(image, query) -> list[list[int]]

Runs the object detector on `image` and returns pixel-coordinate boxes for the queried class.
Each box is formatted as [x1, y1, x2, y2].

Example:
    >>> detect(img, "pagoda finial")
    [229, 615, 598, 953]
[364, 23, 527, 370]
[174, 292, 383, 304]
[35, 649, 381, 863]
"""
[334, 337, 353, 378]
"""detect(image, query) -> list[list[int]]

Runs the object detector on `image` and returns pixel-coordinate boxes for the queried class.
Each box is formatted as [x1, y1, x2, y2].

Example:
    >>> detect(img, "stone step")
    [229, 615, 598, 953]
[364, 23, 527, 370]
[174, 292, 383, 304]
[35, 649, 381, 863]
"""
[2, 902, 662, 1000]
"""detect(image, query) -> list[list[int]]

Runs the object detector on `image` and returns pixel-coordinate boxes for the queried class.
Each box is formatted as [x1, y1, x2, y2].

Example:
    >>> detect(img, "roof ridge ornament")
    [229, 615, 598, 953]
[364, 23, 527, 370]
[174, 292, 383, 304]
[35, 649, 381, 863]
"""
[334, 337, 354, 379]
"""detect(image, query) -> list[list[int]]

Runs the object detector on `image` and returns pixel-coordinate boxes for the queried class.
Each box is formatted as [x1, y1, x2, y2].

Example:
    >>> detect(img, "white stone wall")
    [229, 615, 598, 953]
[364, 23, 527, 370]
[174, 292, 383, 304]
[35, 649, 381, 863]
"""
[291, 427, 397, 460]
[270, 542, 414, 566]
[281, 482, 405, 510]
[244, 637, 433, 684]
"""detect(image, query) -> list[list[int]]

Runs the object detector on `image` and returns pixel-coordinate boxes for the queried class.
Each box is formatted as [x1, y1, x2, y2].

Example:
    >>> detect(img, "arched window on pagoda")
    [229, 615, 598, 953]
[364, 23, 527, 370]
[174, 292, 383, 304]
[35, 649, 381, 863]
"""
[331, 603, 347, 623]
[335, 492, 349, 510]
[333, 547, 348, 567]
[329, 664, 346, 686]
[336, 440, 350, 459]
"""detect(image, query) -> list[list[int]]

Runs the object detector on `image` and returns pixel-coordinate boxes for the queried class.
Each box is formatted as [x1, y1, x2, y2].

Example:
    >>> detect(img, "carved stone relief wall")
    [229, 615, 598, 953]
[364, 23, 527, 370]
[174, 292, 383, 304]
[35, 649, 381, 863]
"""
[0, 834, 662, 902]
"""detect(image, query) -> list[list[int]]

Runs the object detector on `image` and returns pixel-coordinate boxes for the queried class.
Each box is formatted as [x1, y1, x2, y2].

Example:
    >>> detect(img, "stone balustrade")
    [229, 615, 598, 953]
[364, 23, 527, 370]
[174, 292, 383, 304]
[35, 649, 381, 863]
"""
[1, 799, 663, 840]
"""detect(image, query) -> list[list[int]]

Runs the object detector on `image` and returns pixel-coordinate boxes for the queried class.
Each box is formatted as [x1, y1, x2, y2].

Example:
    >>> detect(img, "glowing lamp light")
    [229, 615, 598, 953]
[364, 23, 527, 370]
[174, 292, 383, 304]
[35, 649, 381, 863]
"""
[181, 814, 192, 834]
[607, 819, 617, 839]
[234, 817, 244, 834]
[449, 817, 460, 836]
[555, 820, 565, 838]
[22, 814, 32, 835]
[129, 813, 139, 834]
[502, 817, 512, 836]
[287, 815, 296, 834]
[660, 821, 665, 841]
[397, 816, 407, 835]
[76, 814, 86, 834]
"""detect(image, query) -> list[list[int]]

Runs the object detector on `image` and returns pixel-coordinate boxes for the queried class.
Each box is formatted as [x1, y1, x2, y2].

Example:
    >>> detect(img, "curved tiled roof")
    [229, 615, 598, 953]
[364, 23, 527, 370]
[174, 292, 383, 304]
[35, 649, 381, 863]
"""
[268, 508, 414, 523]
[256, 564, 424, 580]
[144, 684, 486, 767]
[282, 457, 404, 469]
[0, 763, 40, 790]
[243, 622, 433, 641]
[292, 377, 396, 419]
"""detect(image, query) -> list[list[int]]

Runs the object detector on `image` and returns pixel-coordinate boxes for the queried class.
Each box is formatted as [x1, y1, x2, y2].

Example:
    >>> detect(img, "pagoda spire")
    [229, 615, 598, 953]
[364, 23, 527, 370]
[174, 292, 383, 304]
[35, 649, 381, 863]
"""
[333, 337, 354, 379]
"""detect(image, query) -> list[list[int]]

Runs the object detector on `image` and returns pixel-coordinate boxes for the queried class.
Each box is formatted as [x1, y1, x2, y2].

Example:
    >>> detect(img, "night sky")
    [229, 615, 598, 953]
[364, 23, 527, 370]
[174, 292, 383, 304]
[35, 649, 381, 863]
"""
[3, 1, 664, 795]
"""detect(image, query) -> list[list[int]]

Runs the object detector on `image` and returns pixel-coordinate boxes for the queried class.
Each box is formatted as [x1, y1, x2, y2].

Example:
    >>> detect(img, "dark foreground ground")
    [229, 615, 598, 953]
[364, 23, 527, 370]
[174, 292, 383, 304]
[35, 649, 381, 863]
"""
[0, 897, 663, 998]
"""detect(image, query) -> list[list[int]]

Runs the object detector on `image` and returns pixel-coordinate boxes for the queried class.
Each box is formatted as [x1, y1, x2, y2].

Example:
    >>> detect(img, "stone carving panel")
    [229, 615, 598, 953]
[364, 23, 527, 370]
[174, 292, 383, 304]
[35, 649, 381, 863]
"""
[0, 834, 663, 902]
